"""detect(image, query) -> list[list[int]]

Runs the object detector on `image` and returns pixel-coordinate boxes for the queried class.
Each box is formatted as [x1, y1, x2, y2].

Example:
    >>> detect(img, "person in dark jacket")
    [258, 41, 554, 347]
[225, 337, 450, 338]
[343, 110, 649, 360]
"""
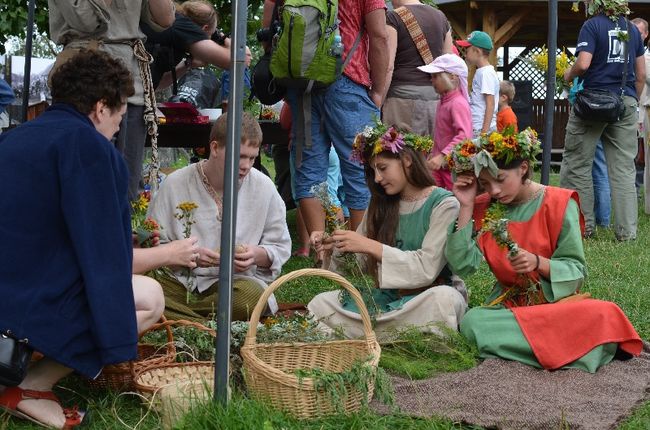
[0, 50, 164, 429]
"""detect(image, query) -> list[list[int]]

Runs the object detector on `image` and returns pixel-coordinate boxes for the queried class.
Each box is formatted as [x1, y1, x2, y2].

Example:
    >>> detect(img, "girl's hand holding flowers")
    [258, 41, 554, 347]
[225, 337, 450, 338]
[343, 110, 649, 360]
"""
[310, 231, 335, 254]
[507, 248, 539, 274]
[331, 230, 383, 260]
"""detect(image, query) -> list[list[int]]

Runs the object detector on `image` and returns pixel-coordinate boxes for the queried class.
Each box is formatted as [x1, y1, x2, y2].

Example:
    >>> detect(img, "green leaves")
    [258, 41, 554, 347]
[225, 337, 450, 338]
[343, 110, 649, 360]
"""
[0, 0, 49, 55]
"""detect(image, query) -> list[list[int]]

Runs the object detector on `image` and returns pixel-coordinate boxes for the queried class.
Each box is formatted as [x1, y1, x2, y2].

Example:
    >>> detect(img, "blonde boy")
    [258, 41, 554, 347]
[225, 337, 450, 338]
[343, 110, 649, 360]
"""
[457, 31, 500, 136]
[497, 80, 518, 132]
[148, 112, 291, 322]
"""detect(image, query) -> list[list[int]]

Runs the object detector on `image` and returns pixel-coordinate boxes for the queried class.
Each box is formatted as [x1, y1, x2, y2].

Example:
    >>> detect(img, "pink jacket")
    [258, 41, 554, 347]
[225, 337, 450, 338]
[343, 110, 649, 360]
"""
[433, 88, 472, 156]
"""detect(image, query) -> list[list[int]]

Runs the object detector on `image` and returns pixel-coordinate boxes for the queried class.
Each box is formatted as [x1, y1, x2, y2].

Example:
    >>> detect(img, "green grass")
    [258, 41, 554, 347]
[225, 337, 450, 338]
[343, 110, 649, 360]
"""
[3, 170, 650, 429]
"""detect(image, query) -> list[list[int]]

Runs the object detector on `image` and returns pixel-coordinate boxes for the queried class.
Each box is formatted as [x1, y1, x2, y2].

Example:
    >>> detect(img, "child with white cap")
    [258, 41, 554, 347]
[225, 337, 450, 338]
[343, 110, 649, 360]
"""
[418, 53, 472, 190]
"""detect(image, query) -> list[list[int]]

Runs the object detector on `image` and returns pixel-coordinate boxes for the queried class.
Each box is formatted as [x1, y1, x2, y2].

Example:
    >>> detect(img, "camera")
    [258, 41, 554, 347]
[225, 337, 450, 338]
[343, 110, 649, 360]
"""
[211, 29, 227, 46]
[256, 21, 280, 43]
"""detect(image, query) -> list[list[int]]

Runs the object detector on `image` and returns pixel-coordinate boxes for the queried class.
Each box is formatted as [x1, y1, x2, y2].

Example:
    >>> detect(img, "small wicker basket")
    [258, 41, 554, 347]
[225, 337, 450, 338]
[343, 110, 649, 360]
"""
[131, 319, 217, 396]
[132, 361, 215, 430]
[241, 268, 381, 419]
[88, 316, 176, 391]
[133, 361, 215, 396]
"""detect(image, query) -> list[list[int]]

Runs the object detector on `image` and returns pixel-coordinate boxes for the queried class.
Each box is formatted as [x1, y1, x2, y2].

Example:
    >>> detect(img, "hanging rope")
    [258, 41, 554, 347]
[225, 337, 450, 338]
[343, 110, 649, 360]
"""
[133, 39, 161, 194]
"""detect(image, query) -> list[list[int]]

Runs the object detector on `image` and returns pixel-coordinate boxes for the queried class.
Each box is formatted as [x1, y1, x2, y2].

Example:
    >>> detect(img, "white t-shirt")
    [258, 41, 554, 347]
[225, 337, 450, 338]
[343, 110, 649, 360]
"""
[470, 65, 500, 135]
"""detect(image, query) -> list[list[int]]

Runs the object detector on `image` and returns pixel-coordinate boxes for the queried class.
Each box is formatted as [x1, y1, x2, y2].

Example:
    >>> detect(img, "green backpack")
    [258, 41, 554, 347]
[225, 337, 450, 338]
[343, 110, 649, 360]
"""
[269, 0, 363, 160]
[270, 0, 340, 90]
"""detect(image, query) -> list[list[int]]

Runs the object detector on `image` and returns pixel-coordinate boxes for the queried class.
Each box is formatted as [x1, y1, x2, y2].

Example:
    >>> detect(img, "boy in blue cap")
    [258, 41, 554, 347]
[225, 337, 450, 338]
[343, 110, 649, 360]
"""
[457, 30, 500, 136]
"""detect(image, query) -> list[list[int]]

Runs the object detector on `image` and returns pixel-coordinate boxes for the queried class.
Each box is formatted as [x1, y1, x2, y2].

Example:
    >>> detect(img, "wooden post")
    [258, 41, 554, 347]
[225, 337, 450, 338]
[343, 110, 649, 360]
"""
[467, 1, 477, 90]
[482, 6, 497, 66]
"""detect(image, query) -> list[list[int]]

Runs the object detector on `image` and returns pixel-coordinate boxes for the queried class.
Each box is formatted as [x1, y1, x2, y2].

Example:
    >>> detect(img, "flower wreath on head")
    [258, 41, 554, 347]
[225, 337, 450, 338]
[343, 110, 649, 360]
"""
[446, 126, 542, 179]
[572, 0, 630, 21]
[350, 118, 434, 164]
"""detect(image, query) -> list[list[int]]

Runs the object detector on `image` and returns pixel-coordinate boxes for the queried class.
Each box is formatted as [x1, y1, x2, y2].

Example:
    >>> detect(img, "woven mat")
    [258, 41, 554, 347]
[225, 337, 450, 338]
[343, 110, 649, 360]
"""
[372, 342, 650, 429]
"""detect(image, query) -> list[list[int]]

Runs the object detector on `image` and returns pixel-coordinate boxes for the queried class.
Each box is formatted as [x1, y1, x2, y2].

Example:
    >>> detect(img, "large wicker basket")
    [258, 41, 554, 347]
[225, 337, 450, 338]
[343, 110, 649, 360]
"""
[241, 268, 381, 419]
[88, 316, 176, 391]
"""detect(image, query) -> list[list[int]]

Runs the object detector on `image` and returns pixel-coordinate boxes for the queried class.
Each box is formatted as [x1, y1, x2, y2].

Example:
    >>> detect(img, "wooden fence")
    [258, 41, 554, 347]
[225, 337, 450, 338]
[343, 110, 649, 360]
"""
[530, 99, 570, 166]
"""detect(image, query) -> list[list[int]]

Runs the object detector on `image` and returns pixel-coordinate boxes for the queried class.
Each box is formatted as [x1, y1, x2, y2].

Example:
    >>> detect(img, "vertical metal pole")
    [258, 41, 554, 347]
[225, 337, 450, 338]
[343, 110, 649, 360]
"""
[214, 0, 248, 405]
[542, 0, 558, 185]
[21, 0, 36, 123]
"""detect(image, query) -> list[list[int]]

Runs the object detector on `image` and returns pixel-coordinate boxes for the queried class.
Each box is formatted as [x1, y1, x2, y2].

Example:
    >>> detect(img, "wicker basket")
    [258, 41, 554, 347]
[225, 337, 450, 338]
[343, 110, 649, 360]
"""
[131, 319, 216, 396]
[132, 361, 215, 430]
[133, 361, 215, 396]
[88, 316, 176, 391]
[241, 268, 381, 419]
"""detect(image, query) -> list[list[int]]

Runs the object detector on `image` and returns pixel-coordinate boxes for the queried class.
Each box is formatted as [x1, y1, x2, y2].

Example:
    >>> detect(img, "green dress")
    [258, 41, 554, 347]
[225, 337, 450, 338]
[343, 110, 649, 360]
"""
[445, 189, 618, 372]
[343, 188, 454, 313]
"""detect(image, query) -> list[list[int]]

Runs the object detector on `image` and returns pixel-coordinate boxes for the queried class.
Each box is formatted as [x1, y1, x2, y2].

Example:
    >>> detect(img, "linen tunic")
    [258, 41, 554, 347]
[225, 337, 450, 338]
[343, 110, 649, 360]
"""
[445, 187, 641, 372]
[147, 163, 291, 312]
[309, 188, 467, 339]
[48, 0, 169, 105]
[0, 104, 136, 378]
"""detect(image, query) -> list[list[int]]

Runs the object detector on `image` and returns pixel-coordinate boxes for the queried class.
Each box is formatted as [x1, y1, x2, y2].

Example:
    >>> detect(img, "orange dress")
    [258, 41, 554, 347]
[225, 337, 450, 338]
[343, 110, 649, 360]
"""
[448, 186, 641, 372]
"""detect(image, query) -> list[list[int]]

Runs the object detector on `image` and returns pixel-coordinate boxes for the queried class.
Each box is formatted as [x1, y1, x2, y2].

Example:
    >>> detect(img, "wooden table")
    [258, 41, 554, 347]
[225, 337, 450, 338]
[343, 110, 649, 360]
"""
[150, 120, 289, 149]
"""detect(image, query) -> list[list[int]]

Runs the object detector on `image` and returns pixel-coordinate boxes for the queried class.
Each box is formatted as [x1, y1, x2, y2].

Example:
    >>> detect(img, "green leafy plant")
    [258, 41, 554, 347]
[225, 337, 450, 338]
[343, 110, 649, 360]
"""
[294, 356, 394, 414]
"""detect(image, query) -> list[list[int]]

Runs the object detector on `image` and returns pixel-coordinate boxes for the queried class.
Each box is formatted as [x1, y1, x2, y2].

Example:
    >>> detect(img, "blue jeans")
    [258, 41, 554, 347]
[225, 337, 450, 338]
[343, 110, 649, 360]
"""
[287, 75, 378, 210]
[592, 141, 611, 227]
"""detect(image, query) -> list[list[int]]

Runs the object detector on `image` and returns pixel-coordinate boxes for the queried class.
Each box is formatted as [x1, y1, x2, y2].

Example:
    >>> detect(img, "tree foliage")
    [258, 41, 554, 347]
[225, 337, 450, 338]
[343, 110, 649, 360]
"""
[0, 0, 50, 55]
[0, 0, 266, 55]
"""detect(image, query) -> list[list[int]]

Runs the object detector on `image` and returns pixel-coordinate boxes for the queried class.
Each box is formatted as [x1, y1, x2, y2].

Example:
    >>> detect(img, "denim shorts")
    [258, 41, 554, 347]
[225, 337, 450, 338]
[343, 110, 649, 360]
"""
[289, 146, 342, 208]
[287, 75, 378, 210]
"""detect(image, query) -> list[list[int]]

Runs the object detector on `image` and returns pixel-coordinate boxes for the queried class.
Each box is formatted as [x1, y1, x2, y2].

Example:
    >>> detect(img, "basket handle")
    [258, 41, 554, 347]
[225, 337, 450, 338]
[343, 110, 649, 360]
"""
[145, 318, 216, 337]
[139, 315, 174, 345]
[244, 268, 377, 347]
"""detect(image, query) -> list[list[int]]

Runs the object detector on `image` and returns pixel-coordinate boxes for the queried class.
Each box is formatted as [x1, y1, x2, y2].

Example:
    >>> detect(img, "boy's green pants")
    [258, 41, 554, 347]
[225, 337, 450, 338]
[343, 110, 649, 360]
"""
[151, 271, 265, 322]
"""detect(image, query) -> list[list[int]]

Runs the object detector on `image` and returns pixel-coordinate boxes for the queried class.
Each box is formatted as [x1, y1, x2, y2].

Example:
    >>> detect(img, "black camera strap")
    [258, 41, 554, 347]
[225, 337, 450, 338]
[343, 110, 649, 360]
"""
[619, 17, 630, 97]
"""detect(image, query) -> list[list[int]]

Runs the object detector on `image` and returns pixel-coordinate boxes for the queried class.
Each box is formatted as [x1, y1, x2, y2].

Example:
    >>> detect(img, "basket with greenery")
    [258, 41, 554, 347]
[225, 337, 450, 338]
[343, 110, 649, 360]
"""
[241, 268, 386, 419]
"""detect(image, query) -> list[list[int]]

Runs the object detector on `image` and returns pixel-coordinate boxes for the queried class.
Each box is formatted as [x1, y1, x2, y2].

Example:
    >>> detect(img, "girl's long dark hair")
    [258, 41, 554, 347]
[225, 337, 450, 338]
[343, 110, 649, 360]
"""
[364, 147, 435, 282]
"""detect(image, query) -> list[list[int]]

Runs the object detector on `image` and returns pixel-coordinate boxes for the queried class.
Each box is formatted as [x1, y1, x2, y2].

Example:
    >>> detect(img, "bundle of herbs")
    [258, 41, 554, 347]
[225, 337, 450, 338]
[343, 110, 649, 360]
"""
[379, 324, 479, 380]
[295, 355, 395, 413]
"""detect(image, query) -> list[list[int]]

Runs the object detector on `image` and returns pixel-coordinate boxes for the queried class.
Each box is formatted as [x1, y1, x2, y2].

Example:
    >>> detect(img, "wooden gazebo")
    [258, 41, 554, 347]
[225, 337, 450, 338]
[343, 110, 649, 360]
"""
[437, 0, 650, 155]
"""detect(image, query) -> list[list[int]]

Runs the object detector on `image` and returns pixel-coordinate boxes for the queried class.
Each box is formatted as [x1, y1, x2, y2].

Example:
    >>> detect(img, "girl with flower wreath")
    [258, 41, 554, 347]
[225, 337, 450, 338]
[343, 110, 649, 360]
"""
[309, 121, 467, 339]
[444, 129, 642, 372]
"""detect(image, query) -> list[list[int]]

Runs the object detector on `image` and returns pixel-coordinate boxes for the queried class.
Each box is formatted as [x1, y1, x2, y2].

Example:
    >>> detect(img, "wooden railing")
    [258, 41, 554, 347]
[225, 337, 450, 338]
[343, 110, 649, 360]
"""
[531, 99, 570, 149]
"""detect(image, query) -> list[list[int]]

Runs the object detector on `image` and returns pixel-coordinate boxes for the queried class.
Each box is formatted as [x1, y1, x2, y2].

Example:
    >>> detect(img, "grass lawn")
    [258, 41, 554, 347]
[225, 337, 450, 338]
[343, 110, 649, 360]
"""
[3, 168, 649, 429]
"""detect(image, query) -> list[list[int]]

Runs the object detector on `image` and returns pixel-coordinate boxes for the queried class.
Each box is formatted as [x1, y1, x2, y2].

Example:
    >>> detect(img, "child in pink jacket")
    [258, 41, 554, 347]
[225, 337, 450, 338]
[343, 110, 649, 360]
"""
[418, 54, 472, 190]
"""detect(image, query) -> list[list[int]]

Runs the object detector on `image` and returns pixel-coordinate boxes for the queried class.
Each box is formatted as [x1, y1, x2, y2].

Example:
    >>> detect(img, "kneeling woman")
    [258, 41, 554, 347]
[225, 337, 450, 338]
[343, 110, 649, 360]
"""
[445, 130, 642, 372]
[309, 124, 467, 339]
[0, 51, 164, 428]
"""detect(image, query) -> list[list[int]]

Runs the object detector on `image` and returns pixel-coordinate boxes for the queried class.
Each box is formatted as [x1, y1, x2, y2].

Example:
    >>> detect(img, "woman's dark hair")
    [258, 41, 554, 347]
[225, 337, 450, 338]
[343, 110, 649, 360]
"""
[50, 49, 134, 114]
[495, 157, 532, 183]
[364, 146, 435, 282]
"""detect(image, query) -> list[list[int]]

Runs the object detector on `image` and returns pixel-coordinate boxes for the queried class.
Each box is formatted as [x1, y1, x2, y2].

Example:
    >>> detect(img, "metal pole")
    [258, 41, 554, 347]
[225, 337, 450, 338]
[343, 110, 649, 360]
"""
[21, 0, 36, 123]
[542, 0, 558, 185]
[214, 0, 248, 405]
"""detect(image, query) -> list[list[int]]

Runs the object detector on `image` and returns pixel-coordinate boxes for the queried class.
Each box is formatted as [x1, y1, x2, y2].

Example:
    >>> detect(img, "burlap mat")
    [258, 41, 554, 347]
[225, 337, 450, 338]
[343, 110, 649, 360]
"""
[372, 342, 650, 429]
